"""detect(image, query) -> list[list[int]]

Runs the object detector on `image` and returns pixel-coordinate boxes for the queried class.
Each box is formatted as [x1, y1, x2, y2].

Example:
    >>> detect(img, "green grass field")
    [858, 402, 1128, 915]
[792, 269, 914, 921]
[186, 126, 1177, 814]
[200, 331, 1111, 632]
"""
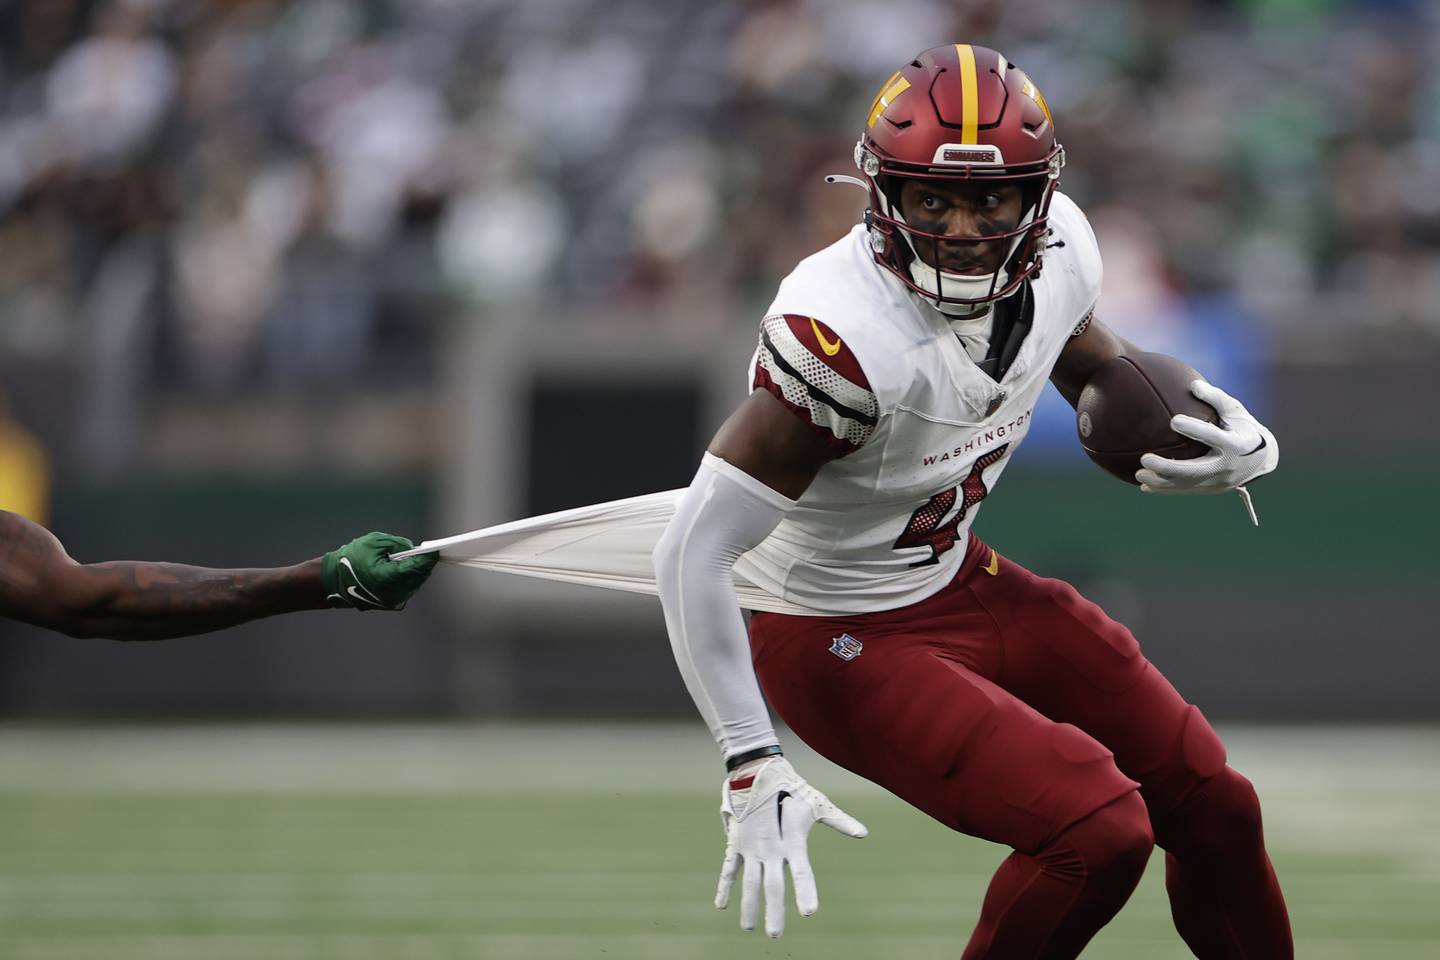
[0, 723, 1436, 959]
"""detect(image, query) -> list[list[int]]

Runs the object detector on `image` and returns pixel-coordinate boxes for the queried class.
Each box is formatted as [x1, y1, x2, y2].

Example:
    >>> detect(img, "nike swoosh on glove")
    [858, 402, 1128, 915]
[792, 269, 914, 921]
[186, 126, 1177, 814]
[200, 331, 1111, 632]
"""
[1135, 379, 1278, 494]
[322, 532, 438, 610]
[714, 756, 867, 938]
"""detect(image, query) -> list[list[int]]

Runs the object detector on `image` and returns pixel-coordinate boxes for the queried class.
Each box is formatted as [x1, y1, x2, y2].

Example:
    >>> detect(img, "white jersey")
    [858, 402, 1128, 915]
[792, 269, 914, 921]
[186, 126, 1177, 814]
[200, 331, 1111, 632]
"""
[737, 191, 1102, 614]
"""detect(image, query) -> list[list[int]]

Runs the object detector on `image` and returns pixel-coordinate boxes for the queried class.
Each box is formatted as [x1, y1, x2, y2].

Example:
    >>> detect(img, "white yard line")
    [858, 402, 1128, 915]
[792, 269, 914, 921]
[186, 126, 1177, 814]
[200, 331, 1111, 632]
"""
[0, 932, 1435, 960]
[0, 722, 1435, 835]
[0, 722, 816, 794]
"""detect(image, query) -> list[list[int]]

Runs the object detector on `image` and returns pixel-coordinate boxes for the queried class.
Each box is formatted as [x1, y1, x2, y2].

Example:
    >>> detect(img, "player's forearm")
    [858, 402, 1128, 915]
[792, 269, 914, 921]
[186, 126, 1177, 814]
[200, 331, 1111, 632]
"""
[1051, 318, 1137, 408]
[656, 551, 776, 759]
[58, 558, 327, 640]
[655, 456, 794, 761]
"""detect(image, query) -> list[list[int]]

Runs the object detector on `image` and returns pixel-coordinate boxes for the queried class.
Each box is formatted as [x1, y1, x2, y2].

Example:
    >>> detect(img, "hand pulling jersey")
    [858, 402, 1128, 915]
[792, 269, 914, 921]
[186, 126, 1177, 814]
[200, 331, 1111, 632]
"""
[739, 191, 1101, 615]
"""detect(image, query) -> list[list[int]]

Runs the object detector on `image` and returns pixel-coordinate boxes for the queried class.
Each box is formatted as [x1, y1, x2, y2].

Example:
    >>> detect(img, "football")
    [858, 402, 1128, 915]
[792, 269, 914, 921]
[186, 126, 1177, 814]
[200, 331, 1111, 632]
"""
[1076, 352, 1220, 484]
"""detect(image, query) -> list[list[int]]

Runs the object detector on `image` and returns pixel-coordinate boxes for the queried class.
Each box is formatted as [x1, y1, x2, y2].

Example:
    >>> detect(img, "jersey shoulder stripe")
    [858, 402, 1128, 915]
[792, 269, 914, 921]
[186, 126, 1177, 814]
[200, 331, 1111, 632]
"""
[754, 313, 879, 455]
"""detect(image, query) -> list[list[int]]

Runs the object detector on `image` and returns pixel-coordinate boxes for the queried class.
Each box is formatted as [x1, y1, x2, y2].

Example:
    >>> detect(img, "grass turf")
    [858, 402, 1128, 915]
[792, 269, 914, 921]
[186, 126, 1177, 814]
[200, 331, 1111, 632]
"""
[0, 725, 1436, 959]
[0, 793, 1436, 959]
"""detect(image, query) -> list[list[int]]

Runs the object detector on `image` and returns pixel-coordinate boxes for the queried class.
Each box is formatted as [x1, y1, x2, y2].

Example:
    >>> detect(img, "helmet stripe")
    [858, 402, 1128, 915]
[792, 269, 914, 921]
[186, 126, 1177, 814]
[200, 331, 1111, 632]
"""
[954, 43, 979, 143]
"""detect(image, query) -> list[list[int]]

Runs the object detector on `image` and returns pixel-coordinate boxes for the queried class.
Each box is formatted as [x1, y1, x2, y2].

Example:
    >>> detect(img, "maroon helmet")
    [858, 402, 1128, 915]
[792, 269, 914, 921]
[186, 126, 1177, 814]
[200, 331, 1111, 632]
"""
[853, 43, 1065, 310]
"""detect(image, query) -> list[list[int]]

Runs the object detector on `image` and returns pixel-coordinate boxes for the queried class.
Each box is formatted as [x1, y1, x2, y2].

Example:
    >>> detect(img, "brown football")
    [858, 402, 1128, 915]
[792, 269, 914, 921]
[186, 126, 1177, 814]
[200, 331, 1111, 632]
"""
[1076, 352, 1219, 484]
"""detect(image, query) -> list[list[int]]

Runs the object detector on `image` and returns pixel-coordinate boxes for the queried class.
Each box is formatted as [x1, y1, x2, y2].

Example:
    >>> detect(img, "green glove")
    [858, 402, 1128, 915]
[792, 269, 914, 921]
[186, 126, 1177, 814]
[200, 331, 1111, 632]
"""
[322, 532, 439, 611]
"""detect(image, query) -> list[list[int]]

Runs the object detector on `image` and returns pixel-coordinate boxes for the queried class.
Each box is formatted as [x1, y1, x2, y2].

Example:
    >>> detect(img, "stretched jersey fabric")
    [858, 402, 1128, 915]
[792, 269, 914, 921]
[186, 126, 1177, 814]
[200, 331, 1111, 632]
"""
[392, 490, 822, 617]
[742, 191, 1102, 614]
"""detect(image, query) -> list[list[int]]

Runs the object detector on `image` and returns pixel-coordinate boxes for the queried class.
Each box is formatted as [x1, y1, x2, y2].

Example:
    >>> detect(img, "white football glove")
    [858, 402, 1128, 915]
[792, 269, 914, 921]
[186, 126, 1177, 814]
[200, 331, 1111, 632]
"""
[715, 755, 867, 938]
[1135, 379, 1278, 498]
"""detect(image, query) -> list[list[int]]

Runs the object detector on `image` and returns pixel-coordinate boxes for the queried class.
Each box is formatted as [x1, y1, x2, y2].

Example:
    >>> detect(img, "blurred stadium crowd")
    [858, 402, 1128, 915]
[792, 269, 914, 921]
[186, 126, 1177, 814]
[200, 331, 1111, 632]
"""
[0, 0, 1436, 476]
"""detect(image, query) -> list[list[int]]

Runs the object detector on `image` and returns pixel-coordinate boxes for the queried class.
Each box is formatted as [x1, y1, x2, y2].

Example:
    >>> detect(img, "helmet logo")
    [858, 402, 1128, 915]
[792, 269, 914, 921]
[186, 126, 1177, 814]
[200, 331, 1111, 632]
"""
[866, 71, 912, 129]
[1019, 75, 1053, 126]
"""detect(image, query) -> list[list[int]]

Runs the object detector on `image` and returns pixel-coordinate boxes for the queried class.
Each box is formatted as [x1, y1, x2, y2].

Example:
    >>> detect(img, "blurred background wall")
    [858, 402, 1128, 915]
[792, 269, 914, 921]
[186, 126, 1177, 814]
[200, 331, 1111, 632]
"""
[0, 0, 1435, 720]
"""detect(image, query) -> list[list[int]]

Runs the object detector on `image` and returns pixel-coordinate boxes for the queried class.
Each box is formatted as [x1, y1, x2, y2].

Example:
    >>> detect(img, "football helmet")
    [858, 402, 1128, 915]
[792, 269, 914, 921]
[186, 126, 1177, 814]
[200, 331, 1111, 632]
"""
[852, 44, 1064, 312]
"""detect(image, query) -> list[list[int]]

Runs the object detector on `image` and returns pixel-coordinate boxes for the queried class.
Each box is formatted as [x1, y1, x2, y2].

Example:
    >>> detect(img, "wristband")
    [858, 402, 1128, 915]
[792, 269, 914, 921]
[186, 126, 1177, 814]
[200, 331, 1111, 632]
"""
[725, 744, 783, 772]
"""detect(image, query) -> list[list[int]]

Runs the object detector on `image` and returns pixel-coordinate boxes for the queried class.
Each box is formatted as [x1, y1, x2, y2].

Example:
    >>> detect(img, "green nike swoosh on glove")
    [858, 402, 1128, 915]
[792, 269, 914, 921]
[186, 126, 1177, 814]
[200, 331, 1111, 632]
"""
[322, 532, 439, 611]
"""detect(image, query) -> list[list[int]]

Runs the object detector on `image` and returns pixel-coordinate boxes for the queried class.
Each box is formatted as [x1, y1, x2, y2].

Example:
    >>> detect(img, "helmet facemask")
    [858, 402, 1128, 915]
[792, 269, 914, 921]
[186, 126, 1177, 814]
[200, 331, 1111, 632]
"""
[892, 188, 1037, 317]
[857, 141, 1064, 316]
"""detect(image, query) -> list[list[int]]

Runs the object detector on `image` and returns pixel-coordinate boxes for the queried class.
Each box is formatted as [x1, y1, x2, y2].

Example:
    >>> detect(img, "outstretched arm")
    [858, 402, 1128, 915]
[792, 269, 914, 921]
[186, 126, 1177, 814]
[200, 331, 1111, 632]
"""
[0, 512, 436, 640]
[654, 389, 867, 939]
[655, 389, 837, 758]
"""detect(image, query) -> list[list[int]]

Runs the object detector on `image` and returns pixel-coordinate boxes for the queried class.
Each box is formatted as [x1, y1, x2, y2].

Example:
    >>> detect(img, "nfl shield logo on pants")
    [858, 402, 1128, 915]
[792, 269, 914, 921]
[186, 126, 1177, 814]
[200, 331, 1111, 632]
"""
[829, 633, 863, 661]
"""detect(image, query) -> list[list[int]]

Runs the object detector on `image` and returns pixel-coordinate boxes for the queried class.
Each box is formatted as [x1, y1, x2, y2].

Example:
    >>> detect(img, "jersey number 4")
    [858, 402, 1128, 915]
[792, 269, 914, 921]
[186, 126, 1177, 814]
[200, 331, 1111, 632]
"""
[893, 445, 1008, 567]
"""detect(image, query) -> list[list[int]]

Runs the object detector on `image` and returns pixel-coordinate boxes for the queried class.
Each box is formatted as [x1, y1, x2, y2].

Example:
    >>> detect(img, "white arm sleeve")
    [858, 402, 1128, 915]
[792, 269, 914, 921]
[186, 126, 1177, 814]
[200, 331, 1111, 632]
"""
[653, 452, 797, 761]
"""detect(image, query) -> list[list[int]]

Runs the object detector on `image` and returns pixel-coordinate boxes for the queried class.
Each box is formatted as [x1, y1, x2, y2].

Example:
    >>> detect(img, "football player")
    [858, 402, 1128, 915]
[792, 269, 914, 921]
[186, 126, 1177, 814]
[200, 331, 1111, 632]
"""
[654, 44, 1290, 957]
[0, 510, 437, 640]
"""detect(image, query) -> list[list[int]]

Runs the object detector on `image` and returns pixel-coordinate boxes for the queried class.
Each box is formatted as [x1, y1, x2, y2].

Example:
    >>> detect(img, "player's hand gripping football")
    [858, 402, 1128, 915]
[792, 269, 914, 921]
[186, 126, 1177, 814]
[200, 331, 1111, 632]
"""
[1135, 380, 1278, 497]
[715, 755, 867, 938]
[322, 532, 438, 610]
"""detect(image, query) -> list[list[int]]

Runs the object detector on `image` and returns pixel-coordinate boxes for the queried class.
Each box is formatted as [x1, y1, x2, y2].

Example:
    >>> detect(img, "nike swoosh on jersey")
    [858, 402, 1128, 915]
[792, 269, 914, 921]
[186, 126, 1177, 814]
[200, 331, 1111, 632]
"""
[982, 549, 1000, 575]
[809, 317, 842, 357]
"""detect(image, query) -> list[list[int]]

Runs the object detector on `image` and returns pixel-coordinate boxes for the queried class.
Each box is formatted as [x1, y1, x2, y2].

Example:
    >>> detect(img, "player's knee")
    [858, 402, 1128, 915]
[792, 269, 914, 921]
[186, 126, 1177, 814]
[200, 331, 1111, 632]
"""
[1045, 791, 1154, 886]
[1086, 791, 1155, 881]
[1178, 704, 1228, 780]
[1193, 767, 1265, 845]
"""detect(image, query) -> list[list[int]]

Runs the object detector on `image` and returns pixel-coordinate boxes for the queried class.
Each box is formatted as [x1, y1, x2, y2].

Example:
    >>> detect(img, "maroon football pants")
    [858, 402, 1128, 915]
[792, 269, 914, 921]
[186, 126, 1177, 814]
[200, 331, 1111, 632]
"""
[749, 533, 1292, 959]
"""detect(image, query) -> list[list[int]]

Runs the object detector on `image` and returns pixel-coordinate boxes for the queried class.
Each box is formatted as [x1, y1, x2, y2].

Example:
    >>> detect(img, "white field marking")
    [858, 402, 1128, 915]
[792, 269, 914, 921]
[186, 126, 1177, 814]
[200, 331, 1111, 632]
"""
[0, 722, 1433, 797]
[0, 873, 992, 910]
[0, 869, 1000, 907]
[0, 721, 892, 795]
[0, 880, 990, 909]
[0, 871, 715, 894]
[0, 933, 984, 960]
[4, 934, 1438, 960]
[0, 722, 1436, 863]
[0, 900, 1015, 926]
[0, 899, 736, 921]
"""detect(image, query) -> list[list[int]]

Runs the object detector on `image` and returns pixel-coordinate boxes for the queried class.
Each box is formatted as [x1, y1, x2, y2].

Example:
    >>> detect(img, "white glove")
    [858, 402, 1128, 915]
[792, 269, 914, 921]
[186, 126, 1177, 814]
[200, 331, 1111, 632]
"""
[714, 755, 868, 938]
[1136, 380, 1278, 495]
